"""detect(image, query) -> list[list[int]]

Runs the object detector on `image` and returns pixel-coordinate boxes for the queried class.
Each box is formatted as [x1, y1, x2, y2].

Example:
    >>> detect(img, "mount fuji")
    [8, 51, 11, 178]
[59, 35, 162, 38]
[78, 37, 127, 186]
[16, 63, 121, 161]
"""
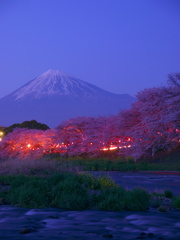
[0, 70, 135, 128]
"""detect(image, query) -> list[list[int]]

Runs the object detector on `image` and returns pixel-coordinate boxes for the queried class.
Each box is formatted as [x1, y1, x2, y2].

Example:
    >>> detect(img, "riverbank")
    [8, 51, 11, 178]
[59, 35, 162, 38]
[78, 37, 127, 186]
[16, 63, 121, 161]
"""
[0, 171, 179, 239]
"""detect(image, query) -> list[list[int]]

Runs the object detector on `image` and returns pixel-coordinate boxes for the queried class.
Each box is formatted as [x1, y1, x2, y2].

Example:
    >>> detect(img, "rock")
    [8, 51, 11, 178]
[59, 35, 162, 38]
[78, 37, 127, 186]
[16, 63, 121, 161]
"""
[158, 206, 169, 212]
[19, 228, 32, 234]
[49, 215, 59, 219]
[147, 232, 154, 238]
[140, 232, 147, 236]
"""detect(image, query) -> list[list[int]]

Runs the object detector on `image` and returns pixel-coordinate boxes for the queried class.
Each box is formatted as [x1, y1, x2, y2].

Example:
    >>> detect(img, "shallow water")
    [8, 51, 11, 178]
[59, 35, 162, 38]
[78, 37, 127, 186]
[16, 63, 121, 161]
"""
[89, 171, 180, 195]
[0, 205, 180, 239]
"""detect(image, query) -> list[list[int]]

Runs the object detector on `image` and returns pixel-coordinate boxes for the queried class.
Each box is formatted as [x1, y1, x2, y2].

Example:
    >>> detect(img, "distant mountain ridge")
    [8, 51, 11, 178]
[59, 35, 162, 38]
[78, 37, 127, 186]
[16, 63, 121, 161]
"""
[0, 70, 135, 128]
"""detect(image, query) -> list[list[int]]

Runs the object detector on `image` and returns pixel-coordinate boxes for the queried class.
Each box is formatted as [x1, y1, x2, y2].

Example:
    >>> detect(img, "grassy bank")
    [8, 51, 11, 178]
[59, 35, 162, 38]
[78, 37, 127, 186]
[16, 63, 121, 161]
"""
[40, 150, 180, 172]
[0, 173, 149, 211]
[70, 157, 180, 171]
[45, 147, 180, 171]
[0, 156, 179, 175]
[0, 147, 179, 175]
[0, 172, 179, 211]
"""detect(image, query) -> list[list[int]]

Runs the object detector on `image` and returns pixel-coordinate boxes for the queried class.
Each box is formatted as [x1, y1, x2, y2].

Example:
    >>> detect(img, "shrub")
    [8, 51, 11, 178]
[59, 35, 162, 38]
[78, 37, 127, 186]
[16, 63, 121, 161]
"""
[79, 173, 116, 190]
[94, 186, 150, 211]
[97, 175, 117, 189]
[173, 197, 180, 209]
[51, 180, 89, 210]
[7, 177, 50, 208]
[0, 173, 151, 211]
[164, 190, 173, 199]
[51, 191, 89, 210]
[123, 188, 150, 211]
[95, 186, 126, 211]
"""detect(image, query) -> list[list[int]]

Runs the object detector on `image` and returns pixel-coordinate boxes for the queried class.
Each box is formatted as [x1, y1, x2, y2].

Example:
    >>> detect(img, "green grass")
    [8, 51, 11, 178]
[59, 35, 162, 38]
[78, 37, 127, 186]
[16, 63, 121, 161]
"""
[164, 190, 173, 199]
[0, 148, 179, 176]
[41, 150, 180, 171]
[0, 172, 151, 211]
[173, 197, 180, 209]
[46, 156, 180, 172]
[0, 157, 80, 176]
[0, 169, 179, 211]
[92, 186, 149, 211]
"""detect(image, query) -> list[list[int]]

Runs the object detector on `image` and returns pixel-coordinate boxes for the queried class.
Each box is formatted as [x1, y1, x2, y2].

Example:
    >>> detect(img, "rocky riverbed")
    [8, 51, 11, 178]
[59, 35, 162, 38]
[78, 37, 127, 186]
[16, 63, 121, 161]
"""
[0, 205, 180, 240]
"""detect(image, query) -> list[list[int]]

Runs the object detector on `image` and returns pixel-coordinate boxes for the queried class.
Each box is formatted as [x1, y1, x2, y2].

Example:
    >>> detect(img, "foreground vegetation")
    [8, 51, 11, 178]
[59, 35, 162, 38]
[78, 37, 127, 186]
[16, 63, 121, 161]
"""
[0, 150, 179, 211]
[0, 173, 149, 210]
[0, 172, 179, 211]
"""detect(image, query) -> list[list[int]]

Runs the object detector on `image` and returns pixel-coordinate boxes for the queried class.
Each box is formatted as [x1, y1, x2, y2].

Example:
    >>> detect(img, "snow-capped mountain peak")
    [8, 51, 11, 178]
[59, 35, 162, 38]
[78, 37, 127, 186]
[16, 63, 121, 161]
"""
[0, 70, 135, 127]
[40, 68, 78, 79]
[12, 69, 111, 100]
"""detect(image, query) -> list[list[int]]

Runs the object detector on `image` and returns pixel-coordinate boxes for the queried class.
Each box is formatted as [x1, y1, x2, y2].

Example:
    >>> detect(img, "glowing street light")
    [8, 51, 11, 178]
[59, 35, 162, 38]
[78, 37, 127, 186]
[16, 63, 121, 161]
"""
[0, 131, 4, 141]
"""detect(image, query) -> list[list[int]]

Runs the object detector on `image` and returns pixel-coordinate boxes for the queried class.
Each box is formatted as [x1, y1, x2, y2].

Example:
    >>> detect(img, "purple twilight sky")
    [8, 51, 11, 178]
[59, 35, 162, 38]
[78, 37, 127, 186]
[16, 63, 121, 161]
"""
[0, 0, 180, 98]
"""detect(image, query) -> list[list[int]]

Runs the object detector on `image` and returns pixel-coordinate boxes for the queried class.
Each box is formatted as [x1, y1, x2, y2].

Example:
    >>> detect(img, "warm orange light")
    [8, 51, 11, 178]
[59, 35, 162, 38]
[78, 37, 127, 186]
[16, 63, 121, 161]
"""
[101, 147, 109, 151]
[109, 145, 118, 150]
[0, 131, 4, 141]
[27, 144, 31, 148]
[101, 142, 132, 151]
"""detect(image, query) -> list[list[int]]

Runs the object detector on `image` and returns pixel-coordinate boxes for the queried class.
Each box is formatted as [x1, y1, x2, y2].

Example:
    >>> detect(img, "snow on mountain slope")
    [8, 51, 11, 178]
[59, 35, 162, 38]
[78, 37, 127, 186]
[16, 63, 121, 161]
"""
[0, 70, 135, 128]
[10, 70, 117, 100]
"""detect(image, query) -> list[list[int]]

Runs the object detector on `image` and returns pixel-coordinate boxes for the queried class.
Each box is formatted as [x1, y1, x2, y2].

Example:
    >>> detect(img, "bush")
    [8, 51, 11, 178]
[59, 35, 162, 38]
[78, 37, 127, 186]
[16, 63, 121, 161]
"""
[173, 197, 180, 209]
[94, 187, 149, 211]
[164, 190, 173, 199]
[50, 177, 89, 210]
[95, 186, 126, 211]
[7, 177, 50, 208]
[79, 173, 116, 190]
[123, 188, 150, 211]
[0, 173, 151, 211]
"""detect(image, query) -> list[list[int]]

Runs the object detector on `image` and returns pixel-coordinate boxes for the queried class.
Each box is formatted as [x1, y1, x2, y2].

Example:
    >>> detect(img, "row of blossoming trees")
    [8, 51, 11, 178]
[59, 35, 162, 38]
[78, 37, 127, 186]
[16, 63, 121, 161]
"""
[0, 73, 179, 160]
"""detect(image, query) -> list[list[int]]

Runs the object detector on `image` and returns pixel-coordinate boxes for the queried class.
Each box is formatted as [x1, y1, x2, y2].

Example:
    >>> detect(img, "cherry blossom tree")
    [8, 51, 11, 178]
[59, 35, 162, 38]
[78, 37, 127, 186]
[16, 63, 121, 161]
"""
[118, 78, 180, 159]
[0, 128, 56, 159]
[55, 116, 110, 156]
